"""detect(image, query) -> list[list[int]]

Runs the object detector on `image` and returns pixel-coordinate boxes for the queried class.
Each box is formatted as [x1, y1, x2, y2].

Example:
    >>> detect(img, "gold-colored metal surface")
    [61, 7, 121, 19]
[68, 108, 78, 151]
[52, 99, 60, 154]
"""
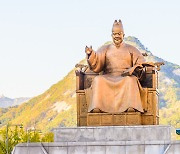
[76, 20, 163, 126]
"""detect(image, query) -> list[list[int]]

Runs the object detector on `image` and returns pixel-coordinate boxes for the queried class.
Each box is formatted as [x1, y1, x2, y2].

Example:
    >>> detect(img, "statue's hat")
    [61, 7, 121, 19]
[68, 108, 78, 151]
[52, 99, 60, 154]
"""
[112, 19, 124, 33]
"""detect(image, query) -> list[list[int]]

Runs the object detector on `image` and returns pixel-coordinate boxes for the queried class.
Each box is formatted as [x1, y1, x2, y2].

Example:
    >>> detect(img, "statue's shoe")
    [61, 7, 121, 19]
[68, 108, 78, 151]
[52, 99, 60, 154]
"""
[126, 107, 136, 112]
[91, 108, 102, 113]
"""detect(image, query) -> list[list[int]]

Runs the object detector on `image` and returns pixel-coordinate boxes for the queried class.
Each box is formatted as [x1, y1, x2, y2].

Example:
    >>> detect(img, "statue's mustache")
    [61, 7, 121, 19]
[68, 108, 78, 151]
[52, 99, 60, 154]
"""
[114, 37, 121, 40]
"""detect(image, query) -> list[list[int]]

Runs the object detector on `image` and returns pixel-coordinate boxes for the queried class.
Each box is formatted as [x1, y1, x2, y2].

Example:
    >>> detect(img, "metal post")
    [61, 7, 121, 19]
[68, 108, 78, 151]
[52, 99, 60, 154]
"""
[176, 129, 180, 135]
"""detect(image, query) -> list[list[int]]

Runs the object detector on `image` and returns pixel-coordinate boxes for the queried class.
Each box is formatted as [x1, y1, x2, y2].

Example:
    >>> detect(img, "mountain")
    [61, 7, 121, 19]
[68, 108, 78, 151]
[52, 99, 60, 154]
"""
[0, 36, 179, 133]
[0, 95, 30, 108]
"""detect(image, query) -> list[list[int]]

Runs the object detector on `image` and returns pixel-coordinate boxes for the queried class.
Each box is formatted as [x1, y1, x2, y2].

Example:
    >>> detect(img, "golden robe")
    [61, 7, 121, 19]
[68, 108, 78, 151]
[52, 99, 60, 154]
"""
[86, 42, 146, 113]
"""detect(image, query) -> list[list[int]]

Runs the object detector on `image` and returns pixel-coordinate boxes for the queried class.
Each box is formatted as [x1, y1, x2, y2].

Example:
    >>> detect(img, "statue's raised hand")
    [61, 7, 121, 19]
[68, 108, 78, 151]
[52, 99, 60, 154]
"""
[85, 46, 93, 55]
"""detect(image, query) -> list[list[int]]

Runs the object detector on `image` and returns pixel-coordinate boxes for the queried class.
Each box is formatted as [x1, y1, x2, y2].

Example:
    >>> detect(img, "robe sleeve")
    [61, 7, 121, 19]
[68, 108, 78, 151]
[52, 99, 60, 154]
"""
[132, 46, 146, 65]
[122, 45, 145, 76]
[131, 46, 146, 78]
[86, 45, 107, 73]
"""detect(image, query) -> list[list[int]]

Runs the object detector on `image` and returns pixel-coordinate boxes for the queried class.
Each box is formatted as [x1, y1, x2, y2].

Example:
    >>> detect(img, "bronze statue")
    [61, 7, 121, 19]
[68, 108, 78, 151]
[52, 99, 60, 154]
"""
[85, 20, 147, 113]
[76, 19, 164, 126]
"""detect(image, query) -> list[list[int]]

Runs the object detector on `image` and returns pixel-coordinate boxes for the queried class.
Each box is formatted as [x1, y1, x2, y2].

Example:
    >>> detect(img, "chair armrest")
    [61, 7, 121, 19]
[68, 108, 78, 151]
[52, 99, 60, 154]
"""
[140, 66, 156, 88]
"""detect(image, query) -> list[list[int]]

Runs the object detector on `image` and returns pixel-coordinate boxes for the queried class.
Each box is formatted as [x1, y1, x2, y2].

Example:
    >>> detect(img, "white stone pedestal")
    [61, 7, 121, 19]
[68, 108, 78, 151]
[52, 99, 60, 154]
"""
[54, 125, 171, 142]
[13, 125, 180, 154]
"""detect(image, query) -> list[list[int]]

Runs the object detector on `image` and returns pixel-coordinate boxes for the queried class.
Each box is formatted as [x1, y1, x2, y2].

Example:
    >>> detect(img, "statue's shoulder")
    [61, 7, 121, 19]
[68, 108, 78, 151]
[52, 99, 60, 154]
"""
[124, 43, 136, 50]
[97, 44, 111, 53]
[124, 43, 141, 54]
[102, 44, 111, 49]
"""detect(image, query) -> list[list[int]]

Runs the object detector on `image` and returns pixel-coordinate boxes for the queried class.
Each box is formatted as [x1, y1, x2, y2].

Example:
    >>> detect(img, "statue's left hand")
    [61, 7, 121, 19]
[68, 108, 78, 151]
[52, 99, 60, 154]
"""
[134, 66, 143, 73]
[133, 66, 145, 80]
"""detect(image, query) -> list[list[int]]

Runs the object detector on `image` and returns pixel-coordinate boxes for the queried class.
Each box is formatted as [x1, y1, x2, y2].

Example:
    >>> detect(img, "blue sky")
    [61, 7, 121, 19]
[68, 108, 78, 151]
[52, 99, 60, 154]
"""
[0, 0, 180, 98]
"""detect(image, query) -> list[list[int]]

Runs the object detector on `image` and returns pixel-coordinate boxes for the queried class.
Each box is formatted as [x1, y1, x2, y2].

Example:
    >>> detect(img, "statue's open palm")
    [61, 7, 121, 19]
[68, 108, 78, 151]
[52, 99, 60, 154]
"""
[85, 46, 93, 55]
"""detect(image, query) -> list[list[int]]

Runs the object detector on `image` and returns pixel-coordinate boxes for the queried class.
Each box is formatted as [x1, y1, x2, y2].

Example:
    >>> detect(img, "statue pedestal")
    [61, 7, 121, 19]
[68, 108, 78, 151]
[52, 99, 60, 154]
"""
[54, 125, 171, 142]
[13, 125, 180, 154]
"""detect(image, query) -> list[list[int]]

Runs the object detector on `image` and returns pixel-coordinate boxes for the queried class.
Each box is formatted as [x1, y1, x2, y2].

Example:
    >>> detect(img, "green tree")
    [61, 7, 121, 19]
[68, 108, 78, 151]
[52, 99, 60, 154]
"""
[41, 132, 54, 142]
[0, 125, 54, 154]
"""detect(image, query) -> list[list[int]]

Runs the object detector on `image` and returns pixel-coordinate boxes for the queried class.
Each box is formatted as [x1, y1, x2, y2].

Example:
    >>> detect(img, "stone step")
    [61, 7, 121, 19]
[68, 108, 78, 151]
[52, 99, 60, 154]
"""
[53, 125, 172, 142]
[13, 140, 180, 154]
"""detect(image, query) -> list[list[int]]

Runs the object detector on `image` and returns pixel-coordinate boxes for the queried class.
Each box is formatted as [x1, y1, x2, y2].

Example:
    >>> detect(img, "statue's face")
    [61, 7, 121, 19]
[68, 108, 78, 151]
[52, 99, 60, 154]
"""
[112, 26, 124, 47]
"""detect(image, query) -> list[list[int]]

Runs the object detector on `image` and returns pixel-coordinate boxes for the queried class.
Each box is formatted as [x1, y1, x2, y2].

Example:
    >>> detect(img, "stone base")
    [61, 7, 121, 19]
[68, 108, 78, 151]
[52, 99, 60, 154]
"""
[13, 140, 180, 154]
[54, 125, 171, 142]
[13, 125, 180, 154]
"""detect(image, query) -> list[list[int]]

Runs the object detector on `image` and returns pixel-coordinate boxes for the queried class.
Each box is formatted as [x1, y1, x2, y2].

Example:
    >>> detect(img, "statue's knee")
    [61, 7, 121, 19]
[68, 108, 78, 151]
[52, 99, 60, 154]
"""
[93, 76, 103, 85]
[124, 76, 137, 82]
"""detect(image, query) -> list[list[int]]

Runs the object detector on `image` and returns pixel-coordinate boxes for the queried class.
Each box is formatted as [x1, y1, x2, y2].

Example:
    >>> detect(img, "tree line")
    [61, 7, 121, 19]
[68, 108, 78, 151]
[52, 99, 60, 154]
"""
[0, 123, 54, 154]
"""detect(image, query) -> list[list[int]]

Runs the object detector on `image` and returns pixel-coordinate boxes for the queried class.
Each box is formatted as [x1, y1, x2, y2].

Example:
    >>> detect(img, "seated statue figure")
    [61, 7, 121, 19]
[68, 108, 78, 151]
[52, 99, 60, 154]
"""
[85, 20, 147, 113]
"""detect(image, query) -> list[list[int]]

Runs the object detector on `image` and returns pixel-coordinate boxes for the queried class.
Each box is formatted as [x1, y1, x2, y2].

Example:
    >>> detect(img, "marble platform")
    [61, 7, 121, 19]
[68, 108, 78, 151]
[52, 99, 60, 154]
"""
[53, 125, 172, 142]
[13, 125, 180, 154]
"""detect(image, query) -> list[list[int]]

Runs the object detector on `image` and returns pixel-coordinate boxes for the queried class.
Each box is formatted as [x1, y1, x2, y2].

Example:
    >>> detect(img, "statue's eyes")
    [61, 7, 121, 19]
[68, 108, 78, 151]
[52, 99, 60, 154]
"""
[113, 32, 123, 35]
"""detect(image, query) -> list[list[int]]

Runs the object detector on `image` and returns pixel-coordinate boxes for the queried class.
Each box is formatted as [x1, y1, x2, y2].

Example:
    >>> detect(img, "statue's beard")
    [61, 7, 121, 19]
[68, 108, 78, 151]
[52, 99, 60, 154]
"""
[113, 38, 123, 47]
